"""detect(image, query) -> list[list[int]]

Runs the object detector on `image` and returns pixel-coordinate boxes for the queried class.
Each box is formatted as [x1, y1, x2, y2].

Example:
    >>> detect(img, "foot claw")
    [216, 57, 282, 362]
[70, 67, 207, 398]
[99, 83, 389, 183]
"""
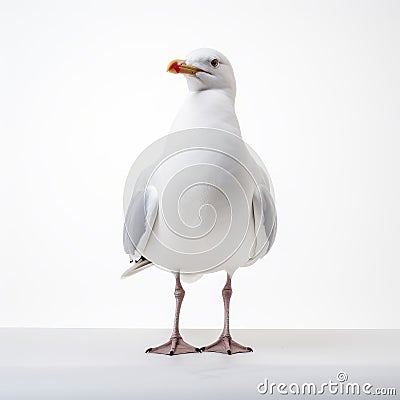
[247, 347, 253, 352]
[227, 349, 232, 355]
[145, 348, 152, 353]
[195, 347, 202, 353]
[169, 350, 174, 356]
[200, 346, 206, 352]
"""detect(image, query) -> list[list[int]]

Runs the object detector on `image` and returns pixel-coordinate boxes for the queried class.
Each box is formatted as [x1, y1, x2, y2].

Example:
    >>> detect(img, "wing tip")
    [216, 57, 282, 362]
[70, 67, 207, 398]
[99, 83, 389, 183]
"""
[120, 257, 152, 279]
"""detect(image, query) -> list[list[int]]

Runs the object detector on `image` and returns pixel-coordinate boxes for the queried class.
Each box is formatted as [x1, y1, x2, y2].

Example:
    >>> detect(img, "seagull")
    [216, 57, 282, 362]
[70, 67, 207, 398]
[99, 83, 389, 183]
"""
[122, 48, 277, 355]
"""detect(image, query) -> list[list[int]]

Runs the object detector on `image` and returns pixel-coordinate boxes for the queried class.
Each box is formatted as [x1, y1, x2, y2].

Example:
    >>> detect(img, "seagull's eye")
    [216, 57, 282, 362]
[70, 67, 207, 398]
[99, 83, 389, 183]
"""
[210, 58, 220, 68]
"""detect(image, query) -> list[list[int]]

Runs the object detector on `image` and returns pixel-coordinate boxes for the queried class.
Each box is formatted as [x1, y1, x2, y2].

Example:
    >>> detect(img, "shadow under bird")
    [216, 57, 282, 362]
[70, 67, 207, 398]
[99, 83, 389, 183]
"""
[122, 48, 277, 355]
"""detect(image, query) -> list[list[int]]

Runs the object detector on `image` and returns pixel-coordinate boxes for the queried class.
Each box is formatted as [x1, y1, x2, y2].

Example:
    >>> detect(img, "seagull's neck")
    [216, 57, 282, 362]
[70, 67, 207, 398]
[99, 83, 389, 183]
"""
[170, 89, 241, 137]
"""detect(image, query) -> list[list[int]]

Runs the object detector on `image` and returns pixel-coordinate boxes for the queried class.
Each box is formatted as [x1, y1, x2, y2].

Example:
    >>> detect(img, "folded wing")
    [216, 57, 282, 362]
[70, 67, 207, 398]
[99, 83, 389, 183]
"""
[248, 163, 277, 264]
[123, 185, 159, 260]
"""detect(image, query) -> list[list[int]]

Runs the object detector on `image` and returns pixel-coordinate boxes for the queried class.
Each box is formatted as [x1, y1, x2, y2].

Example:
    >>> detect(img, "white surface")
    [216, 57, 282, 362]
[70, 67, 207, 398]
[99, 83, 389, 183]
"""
[1, 0, 400, 328]
[0, 329, 399, 399]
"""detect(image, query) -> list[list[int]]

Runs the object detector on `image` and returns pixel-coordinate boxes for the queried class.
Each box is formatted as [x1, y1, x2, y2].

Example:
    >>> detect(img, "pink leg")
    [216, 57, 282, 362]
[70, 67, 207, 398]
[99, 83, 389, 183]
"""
[146, 273, 201, 356]
[201, 273, 253, 355]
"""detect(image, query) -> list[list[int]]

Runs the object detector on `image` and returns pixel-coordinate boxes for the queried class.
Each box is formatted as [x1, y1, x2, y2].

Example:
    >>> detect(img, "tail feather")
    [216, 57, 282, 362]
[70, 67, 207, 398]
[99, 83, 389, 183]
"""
[180, 273, 203, 283]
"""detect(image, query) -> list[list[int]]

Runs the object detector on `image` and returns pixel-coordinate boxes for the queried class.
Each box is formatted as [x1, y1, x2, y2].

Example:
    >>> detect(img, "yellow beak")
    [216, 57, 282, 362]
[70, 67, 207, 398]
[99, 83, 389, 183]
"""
[166, 59, 204, 75]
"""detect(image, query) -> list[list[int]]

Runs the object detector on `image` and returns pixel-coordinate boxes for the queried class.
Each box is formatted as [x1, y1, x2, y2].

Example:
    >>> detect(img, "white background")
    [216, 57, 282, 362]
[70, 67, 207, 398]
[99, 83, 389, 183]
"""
[1, 0, 399, 329]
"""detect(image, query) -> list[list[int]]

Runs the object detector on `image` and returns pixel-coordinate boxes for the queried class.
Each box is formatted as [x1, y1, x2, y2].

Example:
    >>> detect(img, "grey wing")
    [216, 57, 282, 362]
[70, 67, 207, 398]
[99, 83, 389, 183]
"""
[123, 185, 158, 258]
[248, 182, 277, 262]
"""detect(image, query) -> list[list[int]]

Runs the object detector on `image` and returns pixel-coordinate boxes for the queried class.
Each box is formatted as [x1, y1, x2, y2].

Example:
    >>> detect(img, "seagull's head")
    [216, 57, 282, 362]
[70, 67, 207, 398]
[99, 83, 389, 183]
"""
[167, 48, 236, 95]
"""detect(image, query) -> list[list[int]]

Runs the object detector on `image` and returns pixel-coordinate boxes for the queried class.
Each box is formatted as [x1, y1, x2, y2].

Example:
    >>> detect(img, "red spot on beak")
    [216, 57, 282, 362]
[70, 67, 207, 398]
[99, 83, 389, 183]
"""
[169, 61, 181, 73]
